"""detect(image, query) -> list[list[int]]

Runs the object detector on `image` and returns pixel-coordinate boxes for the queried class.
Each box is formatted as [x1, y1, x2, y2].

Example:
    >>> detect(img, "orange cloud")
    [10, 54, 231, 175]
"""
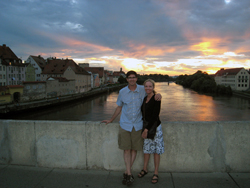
[121, 40, 176, 58]
[36, 30, 113, 53]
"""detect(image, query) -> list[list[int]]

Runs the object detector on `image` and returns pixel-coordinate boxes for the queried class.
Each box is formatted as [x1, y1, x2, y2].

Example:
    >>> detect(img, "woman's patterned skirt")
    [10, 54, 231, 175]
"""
[143, 124, 165, 155]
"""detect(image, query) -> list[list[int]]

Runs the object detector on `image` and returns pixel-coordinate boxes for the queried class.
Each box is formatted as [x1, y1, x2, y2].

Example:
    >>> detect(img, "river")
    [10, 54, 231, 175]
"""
[4, 82, 250, 122]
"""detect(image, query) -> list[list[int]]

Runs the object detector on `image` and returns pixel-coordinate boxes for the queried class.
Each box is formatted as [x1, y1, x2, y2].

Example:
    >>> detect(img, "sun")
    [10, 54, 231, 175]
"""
[225, 0, 231, 4]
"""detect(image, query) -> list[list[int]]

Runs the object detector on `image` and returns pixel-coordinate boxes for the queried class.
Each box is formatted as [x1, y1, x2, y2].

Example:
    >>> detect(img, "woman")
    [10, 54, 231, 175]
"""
[138, 79, 165, 184]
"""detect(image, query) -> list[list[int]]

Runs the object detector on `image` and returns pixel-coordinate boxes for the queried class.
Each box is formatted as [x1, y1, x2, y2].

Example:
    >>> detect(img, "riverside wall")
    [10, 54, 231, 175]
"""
[0, 120, 249, 172]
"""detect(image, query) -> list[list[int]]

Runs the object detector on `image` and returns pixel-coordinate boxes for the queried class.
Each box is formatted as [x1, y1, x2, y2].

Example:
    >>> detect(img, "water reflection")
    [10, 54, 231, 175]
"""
[4, 82, 250, 122]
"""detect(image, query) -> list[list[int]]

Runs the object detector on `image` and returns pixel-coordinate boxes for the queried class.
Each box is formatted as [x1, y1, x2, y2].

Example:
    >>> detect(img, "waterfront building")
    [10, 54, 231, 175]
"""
[24, 63, 36, 81]
[214, 68, 250, 91]
[41, 58, 91, 93]
[0, 85, 24, 103]
[113, 68, 126, 83]
[22, 81, 46, 101]
[93, 73, 100, 87]
[0, 59, 6, 86]
[46, 77, 75, 97]
[83, 67, 105, 86]
[25, 55, 46, 81]
[105, 70, 114, 84]
[0, 44, 25, 86]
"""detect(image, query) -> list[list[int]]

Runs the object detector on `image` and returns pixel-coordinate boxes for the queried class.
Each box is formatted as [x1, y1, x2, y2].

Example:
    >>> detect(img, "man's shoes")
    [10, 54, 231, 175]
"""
[122, 173, 127, 185]
[126, 174, 134, 186]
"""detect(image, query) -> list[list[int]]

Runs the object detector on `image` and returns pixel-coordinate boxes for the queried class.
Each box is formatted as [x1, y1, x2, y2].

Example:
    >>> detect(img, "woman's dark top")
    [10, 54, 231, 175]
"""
[141, 94, 161, 139]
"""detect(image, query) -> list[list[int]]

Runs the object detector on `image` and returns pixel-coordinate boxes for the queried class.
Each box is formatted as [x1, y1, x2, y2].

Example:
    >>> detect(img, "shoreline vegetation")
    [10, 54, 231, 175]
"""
[118, 72, 250, 99]
[175, 71, 233, 96]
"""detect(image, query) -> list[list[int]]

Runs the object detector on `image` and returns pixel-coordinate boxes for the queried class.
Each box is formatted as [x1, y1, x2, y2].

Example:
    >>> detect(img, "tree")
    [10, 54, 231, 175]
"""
[118, 76, 127, 84]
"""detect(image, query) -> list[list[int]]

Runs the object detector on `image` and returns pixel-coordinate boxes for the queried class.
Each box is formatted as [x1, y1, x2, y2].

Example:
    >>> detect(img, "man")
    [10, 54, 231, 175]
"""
[102, 70, 161, 186]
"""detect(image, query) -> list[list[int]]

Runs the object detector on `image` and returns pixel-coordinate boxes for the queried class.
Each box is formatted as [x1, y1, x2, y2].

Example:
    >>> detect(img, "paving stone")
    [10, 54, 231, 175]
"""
[229, 173, 250, 188]
[0, 165, 52, 188]
[172, 173, 238, 188]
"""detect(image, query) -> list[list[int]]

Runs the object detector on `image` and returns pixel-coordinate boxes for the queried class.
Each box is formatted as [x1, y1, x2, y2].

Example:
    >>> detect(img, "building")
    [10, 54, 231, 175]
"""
[22, 81, 46, 101]
[46, 77, 75, 97]
[41, 58, 91, 93]
[113, 68, 126, 83]
[83, 67, 105, 85]
[0, 60, 6, 86]
[78, 63, 90, 68]
[24, 63, 36, 81]
[0, 85, 24, 103]
[0, 44, 25, 86]
[25, 55, 46, 81]
[105, 70, 114, 83]
[214, 68, 250, 91]
[93, 73, 100, 87]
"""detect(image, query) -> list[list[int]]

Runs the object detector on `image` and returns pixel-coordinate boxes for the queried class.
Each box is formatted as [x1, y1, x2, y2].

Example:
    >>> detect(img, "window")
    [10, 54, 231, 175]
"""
[0, 66, 2, 71]
[245, 84, 247, 87]
[238, 84, 240, 87]
[0, 75, 2, 79]
[3, 67, 5, 71]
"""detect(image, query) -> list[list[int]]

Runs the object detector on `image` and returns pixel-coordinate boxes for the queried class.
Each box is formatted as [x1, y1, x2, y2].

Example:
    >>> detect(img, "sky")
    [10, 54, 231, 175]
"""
[0, 0, 250, 76]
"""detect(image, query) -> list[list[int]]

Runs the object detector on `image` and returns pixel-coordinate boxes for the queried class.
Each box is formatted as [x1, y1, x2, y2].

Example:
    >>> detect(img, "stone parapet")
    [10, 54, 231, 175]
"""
[0, 120, 249, 172]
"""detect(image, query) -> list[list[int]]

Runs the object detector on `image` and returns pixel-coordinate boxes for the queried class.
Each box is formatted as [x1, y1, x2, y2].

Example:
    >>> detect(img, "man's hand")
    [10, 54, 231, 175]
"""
[154, 93, 162, 101]
[101, 106, 122, 125]
[101, 120, 112, 125]
[142, 129, 148, 139]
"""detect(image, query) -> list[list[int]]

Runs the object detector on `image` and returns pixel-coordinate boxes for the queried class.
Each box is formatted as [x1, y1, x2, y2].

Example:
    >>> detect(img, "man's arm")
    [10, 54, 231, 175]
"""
[102, 106, 122, 124]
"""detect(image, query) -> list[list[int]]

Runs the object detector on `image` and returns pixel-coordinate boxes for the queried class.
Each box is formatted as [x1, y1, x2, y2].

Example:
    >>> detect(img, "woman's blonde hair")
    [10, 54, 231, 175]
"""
[143, 79, 156, 94]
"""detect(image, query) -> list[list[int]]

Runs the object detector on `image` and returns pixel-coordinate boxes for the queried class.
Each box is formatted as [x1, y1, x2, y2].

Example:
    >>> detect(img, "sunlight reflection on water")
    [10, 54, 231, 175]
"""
[7, 82, 250, 122]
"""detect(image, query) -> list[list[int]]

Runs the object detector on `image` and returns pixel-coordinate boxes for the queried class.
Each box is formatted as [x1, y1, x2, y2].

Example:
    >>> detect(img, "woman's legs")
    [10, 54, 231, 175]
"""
[143, 154, 150, 171]
[152, 153, 160, 183]
[138, 153, 150, 177]
[154, 153, 160, 174]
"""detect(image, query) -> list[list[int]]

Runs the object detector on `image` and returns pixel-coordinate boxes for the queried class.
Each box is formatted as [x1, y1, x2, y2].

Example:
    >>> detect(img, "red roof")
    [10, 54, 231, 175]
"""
[23, 81, 46, 84]
[47, 77, 70, 82]
[0, 44, 23, 66]
[7, 85, 24, 88]
[215, 68, 244, 76]
[42, 59, 90, 75]
[30, 55, 46, 69]
[84, 67, 104, 78]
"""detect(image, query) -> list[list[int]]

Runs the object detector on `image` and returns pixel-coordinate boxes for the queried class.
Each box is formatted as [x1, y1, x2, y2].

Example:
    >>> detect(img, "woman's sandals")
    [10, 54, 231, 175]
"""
[151, 174, 159, 184]
[138, 169, 148, 178]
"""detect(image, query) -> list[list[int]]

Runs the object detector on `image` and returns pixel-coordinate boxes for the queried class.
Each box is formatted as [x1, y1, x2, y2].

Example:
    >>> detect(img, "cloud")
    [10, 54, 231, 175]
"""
[0, 0, 249, 75]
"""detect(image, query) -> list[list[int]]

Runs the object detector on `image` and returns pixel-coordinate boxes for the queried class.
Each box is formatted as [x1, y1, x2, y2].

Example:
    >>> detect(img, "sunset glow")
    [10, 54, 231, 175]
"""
[1, 0, 249, 76]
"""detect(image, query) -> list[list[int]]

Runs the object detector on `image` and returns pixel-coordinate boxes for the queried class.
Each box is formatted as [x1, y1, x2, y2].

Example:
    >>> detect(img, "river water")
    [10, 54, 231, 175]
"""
[5, 82, 250, 122]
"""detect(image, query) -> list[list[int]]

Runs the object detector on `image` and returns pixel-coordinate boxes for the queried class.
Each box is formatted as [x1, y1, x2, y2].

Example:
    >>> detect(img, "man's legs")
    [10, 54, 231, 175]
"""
[124, 149, 137, 175]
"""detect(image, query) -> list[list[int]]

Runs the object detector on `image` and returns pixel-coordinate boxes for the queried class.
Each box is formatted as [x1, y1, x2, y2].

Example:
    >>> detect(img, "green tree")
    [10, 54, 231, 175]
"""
[118, 76, 127, 84]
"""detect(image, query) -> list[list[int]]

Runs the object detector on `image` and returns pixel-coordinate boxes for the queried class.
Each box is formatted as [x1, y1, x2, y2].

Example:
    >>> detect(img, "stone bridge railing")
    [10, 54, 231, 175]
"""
[0, 120, 249, 172]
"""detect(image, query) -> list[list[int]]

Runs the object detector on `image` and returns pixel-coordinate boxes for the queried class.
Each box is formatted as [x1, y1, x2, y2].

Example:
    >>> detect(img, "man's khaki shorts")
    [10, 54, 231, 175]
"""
[118, 126, 143, 151]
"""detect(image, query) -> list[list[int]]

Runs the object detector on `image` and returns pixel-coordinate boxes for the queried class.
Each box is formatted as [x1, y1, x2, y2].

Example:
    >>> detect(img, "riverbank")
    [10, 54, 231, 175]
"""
[0, 84, 126, 114]
[232, 90, 250, 99]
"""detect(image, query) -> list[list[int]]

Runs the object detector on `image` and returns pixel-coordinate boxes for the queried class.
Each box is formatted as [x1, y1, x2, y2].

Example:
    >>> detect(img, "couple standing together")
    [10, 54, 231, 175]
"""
[102, 70, 165, 186]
